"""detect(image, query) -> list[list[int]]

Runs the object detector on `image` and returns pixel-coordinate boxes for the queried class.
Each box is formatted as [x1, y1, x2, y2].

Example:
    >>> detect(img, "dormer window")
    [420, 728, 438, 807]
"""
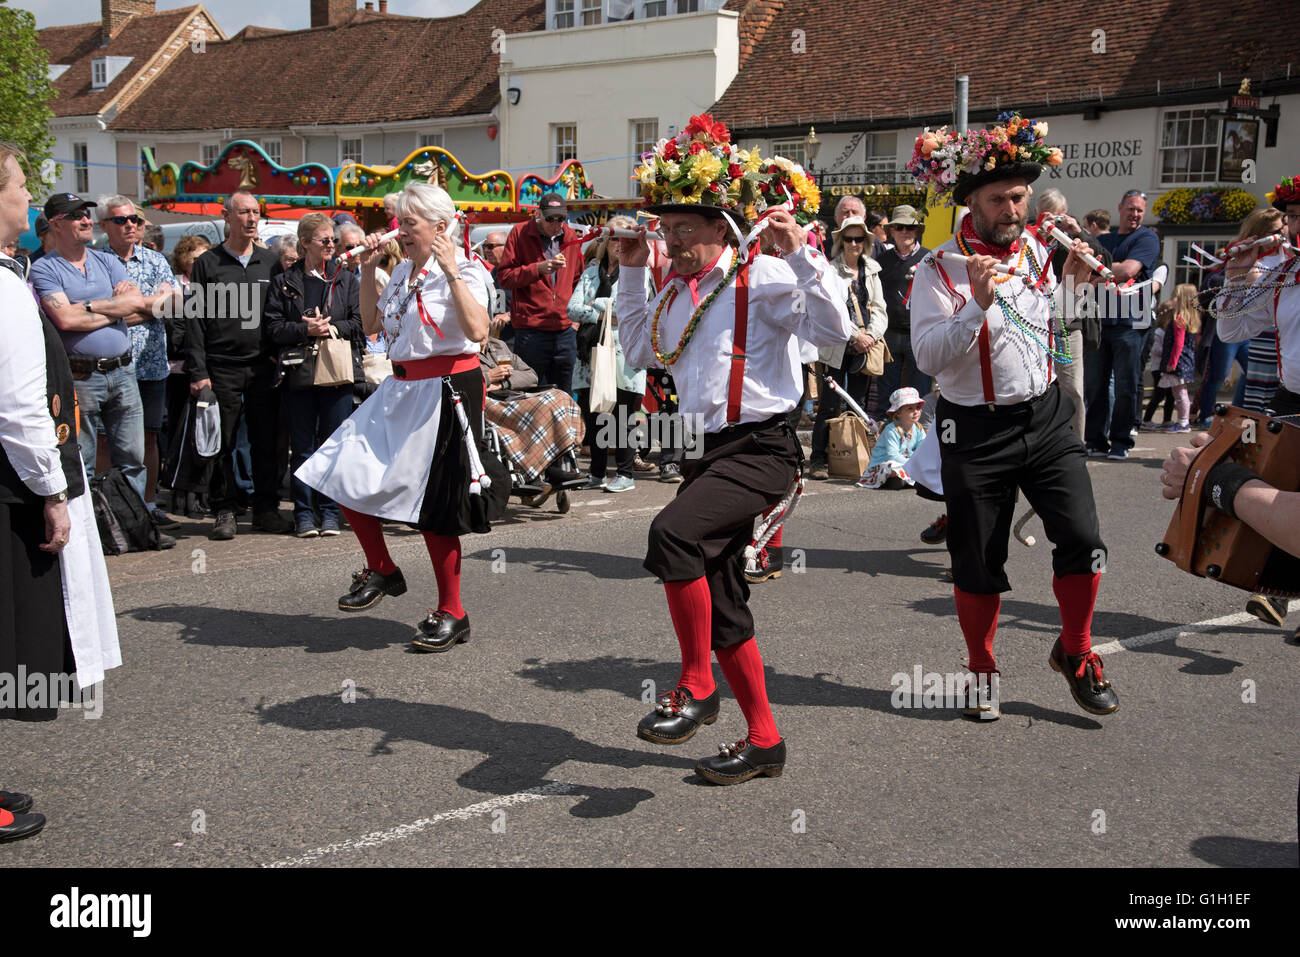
[90, 55, 133, 90]
[546, 0, 720, 28]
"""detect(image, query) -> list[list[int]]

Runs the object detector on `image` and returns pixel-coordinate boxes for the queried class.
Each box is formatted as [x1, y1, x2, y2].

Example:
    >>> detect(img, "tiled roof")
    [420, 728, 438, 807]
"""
[711, 0, 1300, 132]
[111, 0, 547, 132]
[724, 0, 785, 69]
[40, 8, 201, 117]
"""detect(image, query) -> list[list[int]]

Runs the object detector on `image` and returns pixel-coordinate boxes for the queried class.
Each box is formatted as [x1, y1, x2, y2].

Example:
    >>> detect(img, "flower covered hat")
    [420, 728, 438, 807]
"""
[756, 155, 821, 226]
[908, 111, 1064, 206]
[634, 113, 768, 227]
[1270, 176, 1300, 212]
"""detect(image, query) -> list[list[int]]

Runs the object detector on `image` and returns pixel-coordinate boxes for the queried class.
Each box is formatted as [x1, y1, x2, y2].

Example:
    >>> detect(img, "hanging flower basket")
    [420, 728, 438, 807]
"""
[1152, 187, 1258, 224]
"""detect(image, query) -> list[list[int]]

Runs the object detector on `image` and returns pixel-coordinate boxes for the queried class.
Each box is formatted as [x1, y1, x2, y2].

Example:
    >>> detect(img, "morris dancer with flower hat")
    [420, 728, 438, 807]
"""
[616, 115, 852, 783]
[908, 113, 1119, 720]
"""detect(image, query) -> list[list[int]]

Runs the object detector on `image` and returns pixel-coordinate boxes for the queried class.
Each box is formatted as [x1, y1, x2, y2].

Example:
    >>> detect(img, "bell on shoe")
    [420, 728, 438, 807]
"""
[743, 545, 783, 584]
[338, 567, 407, 611]
[1049, 637, 1118, 715]
[958, 670, 1001, 721]
[695, 737, 786, 785]
[636, 686, 720, 744]
[411, 609, 470, 652]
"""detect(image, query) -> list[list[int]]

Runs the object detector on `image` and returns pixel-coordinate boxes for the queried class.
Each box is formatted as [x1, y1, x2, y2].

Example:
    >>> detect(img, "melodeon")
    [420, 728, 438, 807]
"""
[1157, 405, 1300, 597]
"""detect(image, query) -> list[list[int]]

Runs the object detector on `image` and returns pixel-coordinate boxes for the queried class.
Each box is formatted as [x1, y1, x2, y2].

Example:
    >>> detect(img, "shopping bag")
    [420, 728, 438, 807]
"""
[589, 300, 618, 414]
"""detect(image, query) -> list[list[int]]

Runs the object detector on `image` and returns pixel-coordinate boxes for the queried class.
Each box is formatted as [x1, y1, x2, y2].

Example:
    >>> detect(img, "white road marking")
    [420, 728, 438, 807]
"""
[1093, 611, 1260, 657]
[263, 781, 579, 868]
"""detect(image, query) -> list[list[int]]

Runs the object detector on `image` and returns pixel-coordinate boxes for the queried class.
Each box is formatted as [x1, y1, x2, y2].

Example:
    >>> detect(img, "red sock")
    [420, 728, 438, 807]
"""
[1054, 572, 1101, 655]
[341, 506, 396, 576]
[664, 578, 715, 698]
[716, 638, 780, 748]
[768, 525, 783, 549]
[954, 587, 1000, 673]
[421, 533, 464, 618]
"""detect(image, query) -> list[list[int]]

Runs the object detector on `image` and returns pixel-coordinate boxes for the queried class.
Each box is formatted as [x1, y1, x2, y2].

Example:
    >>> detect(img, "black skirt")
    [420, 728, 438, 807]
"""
[0, 502, 75, 721]
[414, 368, 509, 535]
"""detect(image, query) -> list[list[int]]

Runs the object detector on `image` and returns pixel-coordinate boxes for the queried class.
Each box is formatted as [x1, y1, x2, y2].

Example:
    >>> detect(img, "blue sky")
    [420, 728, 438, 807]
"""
[19, 0, 478, 33]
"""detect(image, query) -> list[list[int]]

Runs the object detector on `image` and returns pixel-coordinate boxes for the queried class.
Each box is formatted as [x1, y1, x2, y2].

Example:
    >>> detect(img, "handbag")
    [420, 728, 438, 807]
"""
[577, 319, 602, 364]
[588, 300, 618, 414]
[827, 412, 875, 478]
[864, 337, 893, 378]
[313, 325, 355, 388]
[363, 351, 393, 385]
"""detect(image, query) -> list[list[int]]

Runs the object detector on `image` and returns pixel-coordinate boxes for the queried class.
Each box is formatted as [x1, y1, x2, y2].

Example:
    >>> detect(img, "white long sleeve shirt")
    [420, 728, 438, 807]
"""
[1214, 252, 1300, 394]
[617, 245, 852, 434]
[0, 256, 68, 498]
[910, 233, 1060, 407]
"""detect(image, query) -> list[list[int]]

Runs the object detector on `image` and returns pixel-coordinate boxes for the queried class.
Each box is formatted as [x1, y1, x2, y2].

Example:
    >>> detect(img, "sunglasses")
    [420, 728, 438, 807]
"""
[106, 215, 144, 226]
[1122, 190, 1147, 200]
[314, 237, 337, 246]
[889, 224, 920, 231]
[543, 214, 566, 223]
[840, 235, 867, 244]
[481, 242, 504, 250]
[59, 210, 93, 222]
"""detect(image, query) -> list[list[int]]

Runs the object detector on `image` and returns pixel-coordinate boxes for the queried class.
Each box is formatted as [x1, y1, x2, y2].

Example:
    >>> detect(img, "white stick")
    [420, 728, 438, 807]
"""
[1221, 233, 1297, 259]
[338, 227, 400, 263]
[928, 249, 1033, 279]
[1039, 216, 1115, 281]
[450, 388, 491, 495]
[1191, 243, 1224, 265]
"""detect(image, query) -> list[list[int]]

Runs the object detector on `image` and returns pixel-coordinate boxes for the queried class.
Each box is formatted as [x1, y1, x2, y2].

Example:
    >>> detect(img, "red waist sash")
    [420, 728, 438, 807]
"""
[392, 353, 480, 380]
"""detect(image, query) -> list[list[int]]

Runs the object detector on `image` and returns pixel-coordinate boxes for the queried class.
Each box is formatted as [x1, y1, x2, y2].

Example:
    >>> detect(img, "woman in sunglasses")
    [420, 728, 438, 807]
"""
[807, 215, 887, 479]
[264, 213, 363, 538]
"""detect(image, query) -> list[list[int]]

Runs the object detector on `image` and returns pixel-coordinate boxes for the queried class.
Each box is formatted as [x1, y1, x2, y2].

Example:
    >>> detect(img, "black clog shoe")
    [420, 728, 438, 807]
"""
[636, 686, 720, 745]
[695, 738, 786, 785]
[1049, 637, 1119, 715]
[0, 811, 45, 843]
[338, 568, 407, 612]
[0, 791, 33, 814]
[411, 610, 470, 652]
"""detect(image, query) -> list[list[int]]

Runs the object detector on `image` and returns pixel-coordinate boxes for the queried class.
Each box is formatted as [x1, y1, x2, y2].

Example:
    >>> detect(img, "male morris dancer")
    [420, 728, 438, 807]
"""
[616, 117, 851, 782]
[908, 113, 1117, 719]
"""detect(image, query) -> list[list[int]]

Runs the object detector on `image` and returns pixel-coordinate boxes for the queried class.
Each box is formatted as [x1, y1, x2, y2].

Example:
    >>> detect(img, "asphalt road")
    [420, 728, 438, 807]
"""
[6, 431, 1298, 868]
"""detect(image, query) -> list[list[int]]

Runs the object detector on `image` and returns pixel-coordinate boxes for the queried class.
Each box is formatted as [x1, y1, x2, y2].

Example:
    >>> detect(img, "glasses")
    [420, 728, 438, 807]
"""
[840, 235, 867, 245]
[481, 242, 504, 250]
[1122, 190, 1147, 200]
[661, 223, 704, 241]
[542, 214, 566, 223]
[59, 210, 93, 222]
[106, 215, 144, 226]
[889, 224, 919, 232]
[314, 237, 336, 246]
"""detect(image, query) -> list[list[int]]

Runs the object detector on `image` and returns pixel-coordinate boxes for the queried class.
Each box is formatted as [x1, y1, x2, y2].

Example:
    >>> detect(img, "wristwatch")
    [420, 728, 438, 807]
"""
[45, 490, 68, 503]
[445, 271, 463, 282]
[83, 300, 94, 313]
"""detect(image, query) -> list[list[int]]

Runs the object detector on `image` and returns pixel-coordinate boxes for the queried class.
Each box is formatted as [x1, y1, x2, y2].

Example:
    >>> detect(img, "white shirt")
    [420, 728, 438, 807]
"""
[617, 245, 852, 434]
[0, 256, 68, 497]
[1214, 251, 1300, 394]
[377, 254, 491, 362]
[910, 233, 1060, 406]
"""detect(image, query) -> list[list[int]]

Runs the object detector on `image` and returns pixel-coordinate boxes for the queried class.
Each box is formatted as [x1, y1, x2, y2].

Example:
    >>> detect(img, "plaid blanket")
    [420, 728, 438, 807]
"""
[486, 388, 581, 483]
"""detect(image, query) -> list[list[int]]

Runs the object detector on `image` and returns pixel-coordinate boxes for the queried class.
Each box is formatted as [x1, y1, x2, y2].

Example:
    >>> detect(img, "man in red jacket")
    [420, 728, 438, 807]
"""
[495, 193, 584, 394]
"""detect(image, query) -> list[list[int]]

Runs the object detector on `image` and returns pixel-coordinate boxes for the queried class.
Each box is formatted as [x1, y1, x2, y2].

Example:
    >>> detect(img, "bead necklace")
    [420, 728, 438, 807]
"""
[651, 253, 744, 366]
[992, 243, 1073, 364]
[956, 231, 1026, 284]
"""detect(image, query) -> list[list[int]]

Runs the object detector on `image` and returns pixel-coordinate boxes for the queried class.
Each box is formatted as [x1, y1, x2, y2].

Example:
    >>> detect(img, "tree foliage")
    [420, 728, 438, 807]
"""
[0, 1, 58, 200]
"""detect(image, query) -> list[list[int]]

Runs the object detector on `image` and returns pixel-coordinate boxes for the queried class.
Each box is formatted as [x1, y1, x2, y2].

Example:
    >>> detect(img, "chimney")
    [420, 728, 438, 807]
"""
[310, 0, 356, 28]
[101, 0, 156, 42]
[364, 2, 374, 9]
[379, 0, 388, 11]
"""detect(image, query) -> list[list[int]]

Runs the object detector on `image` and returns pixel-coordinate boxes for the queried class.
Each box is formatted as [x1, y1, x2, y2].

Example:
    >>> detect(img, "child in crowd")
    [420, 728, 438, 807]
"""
[857, 387, 926, 489]
[1155, 284, 1202, 433]
[1141, 320, 1175, 429]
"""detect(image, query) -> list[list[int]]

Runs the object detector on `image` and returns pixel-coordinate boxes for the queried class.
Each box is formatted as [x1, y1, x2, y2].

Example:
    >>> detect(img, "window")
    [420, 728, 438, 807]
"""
[862, 132, 898, 177]
[1159, 109, 1221, 186]
[553, 0, 574, 28]
[1173, 239, 1217, 291]
[419, 132, 444, 149]
[676, 0, 700, 11]
[553, 124, 577, 165]
[340, 137, 363, 165]
[771, 139, 807, 168]
[581, 0, 602, 25]
[642, 0, 668, 14]
[631, 118, 658, 177]
[73, 142, 88, 194]
[92, 59, 107, 89]
[261, 138, 282, 165]
[201, 143, 220, 167]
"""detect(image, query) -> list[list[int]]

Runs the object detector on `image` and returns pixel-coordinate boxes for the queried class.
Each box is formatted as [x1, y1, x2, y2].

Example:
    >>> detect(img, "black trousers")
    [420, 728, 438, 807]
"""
[938, 383, 1105, 594]
[207, 360, 282, 514]
[645, 417, 798, 649]
[1270, 387, 1300, 417]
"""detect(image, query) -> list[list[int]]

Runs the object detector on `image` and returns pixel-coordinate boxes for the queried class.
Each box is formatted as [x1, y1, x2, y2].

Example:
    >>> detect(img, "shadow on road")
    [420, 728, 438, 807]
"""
[129, 603, 416, 653]
[257, 693, 686, 818]
[907, 596, 1248, 675]
[1188, 834, 1299, 868]
[465, 546, 648, 579]
[515, 655, 1099, 729]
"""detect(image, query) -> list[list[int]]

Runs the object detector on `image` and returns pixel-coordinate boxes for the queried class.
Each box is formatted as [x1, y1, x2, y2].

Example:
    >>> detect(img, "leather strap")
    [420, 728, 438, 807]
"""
[726, 260, 751, 425]
[1171, 420, 1246, 570]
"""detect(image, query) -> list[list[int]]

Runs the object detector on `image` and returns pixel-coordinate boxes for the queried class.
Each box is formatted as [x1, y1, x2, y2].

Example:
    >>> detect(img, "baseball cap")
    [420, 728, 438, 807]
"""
[538, 193, 567, 215]
[44, 193, 97, 220]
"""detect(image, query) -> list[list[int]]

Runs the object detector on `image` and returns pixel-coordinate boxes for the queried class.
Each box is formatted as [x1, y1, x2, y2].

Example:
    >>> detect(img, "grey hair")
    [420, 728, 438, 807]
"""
[268, 234, 298, 256]
[382, 192, 400, 210]
[395, 182, 460, 242]
[1034, 188, 1068, 216]
[834, 195, 866, 221]
[223, 190, 258, 213]
[97, 193, 135, 216]
[336, 222, 365, 244]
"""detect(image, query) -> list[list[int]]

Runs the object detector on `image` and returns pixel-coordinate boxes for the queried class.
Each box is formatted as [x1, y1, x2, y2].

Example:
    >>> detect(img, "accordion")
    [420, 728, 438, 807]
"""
[1157, 405, 1300, 597]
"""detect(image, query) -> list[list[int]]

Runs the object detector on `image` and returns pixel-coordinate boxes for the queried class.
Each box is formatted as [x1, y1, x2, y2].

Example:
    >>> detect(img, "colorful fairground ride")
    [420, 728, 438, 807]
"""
[139, 140, 641, 228]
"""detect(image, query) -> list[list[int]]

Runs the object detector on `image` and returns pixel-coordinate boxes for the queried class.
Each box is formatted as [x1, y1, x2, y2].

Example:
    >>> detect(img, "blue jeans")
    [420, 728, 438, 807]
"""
[1084, 325, 1144, 453]
[1195, 335, 1250, 423]
[876, 329, 931, 416]
[74, 365, 147, 501]
[286, 385, 354, 521]
[512, 326, 577, 396]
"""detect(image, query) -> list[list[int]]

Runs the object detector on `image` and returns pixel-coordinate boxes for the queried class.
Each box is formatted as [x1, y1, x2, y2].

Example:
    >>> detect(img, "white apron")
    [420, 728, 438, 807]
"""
[902, 427, 943, 496]
[61, 465, 121, 690]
